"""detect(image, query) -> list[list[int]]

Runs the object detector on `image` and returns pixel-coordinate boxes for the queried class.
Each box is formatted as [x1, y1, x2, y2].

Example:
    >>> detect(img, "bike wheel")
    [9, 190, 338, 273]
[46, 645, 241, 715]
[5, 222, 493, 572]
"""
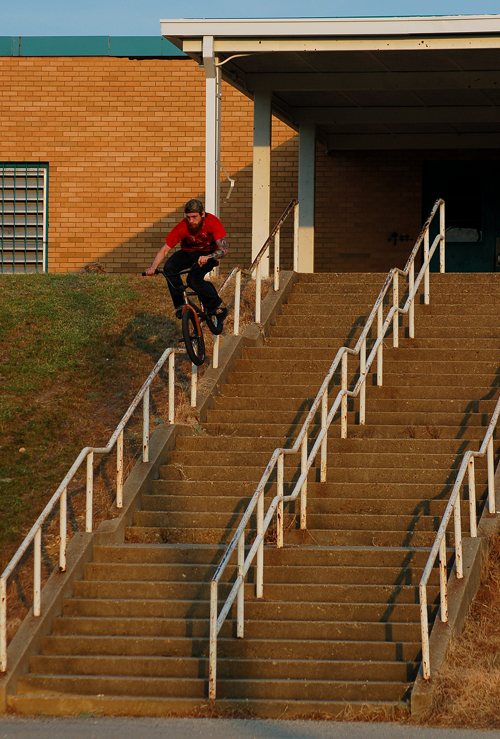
[205, 311, 224, 336]
[182, 308, 205, 366]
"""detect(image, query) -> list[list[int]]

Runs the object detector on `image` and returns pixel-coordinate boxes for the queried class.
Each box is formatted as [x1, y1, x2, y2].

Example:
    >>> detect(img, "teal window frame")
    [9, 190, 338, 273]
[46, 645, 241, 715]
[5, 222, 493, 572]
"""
[0, 163, 48, 274]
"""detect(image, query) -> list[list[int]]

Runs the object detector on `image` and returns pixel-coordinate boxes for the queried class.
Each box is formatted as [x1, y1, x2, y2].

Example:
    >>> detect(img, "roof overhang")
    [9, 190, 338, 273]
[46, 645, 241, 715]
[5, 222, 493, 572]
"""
[161, 15, 500, 150]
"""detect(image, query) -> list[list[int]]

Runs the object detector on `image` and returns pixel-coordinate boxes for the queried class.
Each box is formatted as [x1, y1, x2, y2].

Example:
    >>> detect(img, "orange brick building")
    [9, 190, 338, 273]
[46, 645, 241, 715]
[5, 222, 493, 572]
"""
[2, 23, 500, 275]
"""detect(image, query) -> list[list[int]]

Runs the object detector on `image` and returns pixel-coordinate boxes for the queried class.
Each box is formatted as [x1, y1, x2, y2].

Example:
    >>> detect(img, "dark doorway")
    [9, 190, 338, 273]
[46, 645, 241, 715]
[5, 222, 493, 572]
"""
[423, 161, 497, 273]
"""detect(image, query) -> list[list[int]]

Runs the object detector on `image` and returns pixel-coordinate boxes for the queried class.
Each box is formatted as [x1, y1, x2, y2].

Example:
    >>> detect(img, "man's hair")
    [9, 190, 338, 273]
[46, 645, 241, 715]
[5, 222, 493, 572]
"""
[184, 199, 204, 214]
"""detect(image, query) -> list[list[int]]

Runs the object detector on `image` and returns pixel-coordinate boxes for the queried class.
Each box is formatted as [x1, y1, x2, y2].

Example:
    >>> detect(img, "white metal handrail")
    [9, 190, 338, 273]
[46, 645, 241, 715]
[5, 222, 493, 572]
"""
[0, 199, 300, 673]
[419, 400, 500, 680]
[206, 199, 298, 374]
[208, 198, 446, 699]
[0, 346, 177, 672]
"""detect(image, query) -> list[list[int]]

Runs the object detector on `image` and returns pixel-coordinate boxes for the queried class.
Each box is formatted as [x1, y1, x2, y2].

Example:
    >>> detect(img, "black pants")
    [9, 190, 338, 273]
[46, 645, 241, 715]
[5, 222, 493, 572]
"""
[163, 249, 222, 312]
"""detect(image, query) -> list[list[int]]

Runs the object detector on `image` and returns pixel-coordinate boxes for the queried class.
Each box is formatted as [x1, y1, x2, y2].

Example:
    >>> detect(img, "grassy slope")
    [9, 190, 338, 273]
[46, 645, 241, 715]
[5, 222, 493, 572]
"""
[0, 273, 179, 569]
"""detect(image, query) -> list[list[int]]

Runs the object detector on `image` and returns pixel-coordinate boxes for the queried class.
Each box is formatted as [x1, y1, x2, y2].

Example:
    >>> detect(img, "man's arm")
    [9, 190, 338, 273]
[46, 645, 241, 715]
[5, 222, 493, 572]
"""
[145, 242, 171, 276]
[198, 237, 228, 266]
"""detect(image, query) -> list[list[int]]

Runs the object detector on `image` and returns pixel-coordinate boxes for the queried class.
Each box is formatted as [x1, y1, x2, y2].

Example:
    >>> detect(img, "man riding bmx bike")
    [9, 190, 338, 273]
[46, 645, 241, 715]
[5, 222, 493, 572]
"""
[145, 198, 228, 321]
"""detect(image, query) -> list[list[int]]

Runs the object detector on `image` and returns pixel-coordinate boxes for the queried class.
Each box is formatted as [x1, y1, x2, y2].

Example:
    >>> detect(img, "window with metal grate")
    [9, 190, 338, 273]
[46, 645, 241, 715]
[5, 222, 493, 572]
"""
[1, 164, 48, 273]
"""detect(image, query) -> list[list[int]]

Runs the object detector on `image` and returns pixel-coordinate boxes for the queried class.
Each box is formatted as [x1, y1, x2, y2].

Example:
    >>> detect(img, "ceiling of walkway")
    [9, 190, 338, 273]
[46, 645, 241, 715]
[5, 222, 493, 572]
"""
[162, 17, 500, 150]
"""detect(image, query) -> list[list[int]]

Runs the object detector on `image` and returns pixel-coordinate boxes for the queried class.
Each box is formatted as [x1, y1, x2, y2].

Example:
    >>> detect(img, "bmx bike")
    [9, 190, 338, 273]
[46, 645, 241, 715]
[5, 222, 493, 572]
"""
[143, 267, 226, 366]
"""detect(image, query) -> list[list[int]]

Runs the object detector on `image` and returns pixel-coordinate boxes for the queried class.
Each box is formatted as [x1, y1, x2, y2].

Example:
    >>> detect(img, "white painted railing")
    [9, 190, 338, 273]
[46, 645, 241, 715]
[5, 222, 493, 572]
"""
[419, 402, 499, 680]
[208, 198, 446, 699]
[0, 346, 177, 672]
[209, 199, 298, 372]
[0, 199, 299, 673]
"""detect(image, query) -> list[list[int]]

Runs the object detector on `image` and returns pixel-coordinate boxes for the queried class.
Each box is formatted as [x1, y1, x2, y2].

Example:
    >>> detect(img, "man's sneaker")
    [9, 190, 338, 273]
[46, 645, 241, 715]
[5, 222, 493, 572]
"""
[209, 305, 228, 321]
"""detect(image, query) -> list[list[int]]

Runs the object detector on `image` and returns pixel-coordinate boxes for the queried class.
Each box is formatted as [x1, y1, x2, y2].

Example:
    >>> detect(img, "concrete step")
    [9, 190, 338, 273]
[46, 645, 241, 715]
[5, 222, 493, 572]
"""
[149, 480, 486, 502]
[141, 494, 479, 520]
[204, 408, 497, 427]
[211, 395, 498, 415]
[202, 422, 491, 440]
[29, 654, 419, 683]
[174, 434, 486, 453]
[218, 383, 499, 400]
[272, 313, 500, 328]
[82, 562, 440, 587]
[14, 673, 413, 702]
[242, 346, 500, 363]
[92, 544, 436, 568]
[165, 449, 469, 469]
[62, 597, 434, 623]
[155, 464, 471, 484]
[233, 359, 500, 374]
[4, 693, 407, 719]
[226, 370, 499, 387]
[40, 634, 423, 661]
[126, 525, 449, 548]
[264, 337, 500, 349]
[51, 609, 431, 639]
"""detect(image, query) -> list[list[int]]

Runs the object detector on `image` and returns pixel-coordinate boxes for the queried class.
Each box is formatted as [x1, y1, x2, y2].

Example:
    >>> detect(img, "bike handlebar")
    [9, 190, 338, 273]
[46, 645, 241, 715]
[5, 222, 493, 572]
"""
[142, 268, 191, 277]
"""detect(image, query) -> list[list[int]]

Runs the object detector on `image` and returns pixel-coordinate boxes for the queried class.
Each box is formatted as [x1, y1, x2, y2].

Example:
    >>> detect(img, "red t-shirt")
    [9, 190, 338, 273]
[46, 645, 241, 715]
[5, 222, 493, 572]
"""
[165, 213, 226, 253]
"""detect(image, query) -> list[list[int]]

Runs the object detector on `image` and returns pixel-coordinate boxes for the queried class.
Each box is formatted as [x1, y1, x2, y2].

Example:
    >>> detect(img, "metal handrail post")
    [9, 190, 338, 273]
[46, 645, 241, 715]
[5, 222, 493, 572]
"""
[168, 352, 175, 424]
[300, 435, 308, 529]
[488, 436, 495, 513]
[377, 302, 383, 386]
[191, 364, 197, 408]
[213, 334, 220, 370]
[439, 537, 448, 622]
[209, 580, 218, 699]
[142, 387, 150, 463]
[454, 496, 463, 579]
[59, 488, 67, 572]
[277, 453, 284, 548]
[420, 582, 430, 679]
[237, 533, 245, 638]
[469, 457, 477, 537]
[424, 230, 430, 304]
[293, 203, 299, 272]
[409, 262, 415, 338]
[392, 273, 399, 348]
[116, 430, 124, 509]
[255, 262, 262, 323]
[34, 528, 41, 617]
[85, 451, 93, 533]
[234, 269, 241, 335]
[274, 229, 280, 292]
[341, 352, 348, 438]
[256, 490, 264, 595]
[440, 201, 446, 273]
[320, 392, 328, 482]
[359, 339, 366, 425]
[0, 578, 6, 672]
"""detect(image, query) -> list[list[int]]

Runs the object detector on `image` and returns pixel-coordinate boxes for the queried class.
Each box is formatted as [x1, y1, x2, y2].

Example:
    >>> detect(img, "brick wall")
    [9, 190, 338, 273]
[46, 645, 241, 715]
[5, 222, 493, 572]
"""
[1, 53, 494, 275]
[0, 55, 297, 273]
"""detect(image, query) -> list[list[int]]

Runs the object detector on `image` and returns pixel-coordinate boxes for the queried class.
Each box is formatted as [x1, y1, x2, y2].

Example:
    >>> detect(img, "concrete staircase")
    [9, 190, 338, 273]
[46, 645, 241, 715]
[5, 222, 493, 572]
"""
[8, 272, 500, 718]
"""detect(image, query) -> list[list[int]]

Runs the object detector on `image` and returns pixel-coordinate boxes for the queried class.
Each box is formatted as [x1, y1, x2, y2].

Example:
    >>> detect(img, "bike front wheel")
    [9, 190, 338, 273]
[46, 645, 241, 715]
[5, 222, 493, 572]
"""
[182, 308, 206, 366]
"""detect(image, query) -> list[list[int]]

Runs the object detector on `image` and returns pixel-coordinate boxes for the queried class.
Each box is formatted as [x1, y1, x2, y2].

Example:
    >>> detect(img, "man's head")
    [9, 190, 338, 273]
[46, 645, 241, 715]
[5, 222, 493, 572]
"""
[184, 199, 205, 230]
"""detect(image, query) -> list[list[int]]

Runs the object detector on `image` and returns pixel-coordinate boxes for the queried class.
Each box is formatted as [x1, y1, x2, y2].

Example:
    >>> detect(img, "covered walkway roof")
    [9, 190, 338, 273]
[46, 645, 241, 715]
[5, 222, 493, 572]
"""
[161, 15, 500, 150]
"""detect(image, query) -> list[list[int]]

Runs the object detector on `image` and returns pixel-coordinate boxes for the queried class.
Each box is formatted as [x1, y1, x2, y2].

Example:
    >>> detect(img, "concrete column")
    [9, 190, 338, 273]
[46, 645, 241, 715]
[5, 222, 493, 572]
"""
[203, 35, 221, 217]
[298, 123, 316, 273]
[252, 90, 272, 277]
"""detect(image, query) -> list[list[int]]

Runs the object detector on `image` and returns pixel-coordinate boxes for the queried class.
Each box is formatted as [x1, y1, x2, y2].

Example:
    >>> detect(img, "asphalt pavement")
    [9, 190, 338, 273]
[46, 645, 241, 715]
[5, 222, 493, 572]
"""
[0, 718, 499, 739]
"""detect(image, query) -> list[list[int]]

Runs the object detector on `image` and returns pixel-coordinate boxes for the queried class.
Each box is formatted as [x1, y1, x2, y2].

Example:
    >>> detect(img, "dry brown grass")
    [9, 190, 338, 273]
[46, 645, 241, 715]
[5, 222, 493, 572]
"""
[421, 533, 500, 728]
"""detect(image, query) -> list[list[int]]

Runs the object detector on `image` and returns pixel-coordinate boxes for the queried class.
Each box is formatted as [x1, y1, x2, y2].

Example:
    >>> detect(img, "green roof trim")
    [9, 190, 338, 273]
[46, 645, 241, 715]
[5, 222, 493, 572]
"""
[0, 36, 185, 57]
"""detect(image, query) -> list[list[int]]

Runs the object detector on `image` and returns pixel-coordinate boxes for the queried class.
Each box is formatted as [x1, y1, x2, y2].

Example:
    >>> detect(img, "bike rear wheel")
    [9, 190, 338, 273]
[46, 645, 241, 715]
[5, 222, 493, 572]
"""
[182, 308, 205, 366]
[205, 312, 224, 336]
